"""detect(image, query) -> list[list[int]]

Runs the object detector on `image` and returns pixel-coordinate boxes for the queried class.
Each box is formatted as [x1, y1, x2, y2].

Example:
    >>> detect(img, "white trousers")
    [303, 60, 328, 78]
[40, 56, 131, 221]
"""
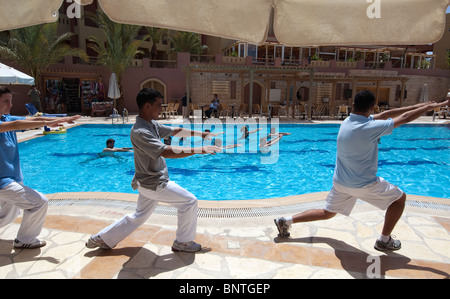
[0, 182, 48, 243]
[182, 106, 190, 118]
[99, 181, 198, 248]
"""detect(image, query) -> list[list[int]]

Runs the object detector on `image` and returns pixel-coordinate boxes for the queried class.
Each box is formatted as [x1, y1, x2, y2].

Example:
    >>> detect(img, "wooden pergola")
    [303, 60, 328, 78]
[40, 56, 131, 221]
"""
[184, 64, 409, 119]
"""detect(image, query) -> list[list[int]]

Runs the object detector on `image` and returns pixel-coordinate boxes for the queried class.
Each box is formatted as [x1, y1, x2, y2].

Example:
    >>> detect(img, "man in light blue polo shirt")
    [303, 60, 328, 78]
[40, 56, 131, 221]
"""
[275, 90, 449, 251]
[0, 87, 80, 249]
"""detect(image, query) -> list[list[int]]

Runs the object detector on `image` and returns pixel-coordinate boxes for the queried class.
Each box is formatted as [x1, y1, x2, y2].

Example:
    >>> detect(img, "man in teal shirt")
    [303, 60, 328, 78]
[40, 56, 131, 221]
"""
[0, 87, 80, 249]
[275, 90, 448, 251]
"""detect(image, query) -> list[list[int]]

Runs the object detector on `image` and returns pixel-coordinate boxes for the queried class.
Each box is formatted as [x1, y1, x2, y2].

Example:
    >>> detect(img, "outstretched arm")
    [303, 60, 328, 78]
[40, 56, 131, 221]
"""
[0, 115, 81, 133]
[373, 102, 429, 120]
[391, 100, 449, 128]
[171, 127, 224, 140]
[161, 145, 222, 158]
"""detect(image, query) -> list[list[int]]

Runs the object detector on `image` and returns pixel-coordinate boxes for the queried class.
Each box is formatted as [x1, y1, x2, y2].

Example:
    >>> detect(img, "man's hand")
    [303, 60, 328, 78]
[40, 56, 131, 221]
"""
[393, 99, 450, 128]
[46, 115, 81, 127]
[203, 131, 224, 141]
[201, 145, 222, 154]
[428, 99, 449, 110]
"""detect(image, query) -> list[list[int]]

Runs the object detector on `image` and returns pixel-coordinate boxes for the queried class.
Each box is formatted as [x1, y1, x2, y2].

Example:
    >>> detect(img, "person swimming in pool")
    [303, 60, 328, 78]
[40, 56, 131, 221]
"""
[214, 138, 242, 150]
[102, 138, 133, 152]
[239, 126, 261, 140]
[259, 127, 291, 149]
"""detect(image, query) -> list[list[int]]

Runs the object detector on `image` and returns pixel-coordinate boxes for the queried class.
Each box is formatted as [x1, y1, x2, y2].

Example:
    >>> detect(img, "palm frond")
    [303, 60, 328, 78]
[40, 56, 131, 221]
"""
[86, 10, 145, 83]
[0, 23, 87, 84]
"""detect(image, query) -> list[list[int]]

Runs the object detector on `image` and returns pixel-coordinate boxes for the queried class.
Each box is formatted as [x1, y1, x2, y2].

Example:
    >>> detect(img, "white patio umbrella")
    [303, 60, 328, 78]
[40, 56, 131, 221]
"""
[0, 0, 448, 46]
[107, 72, 120, 110]
[0, 62, 34, 85]
[420, 84, 429, 103]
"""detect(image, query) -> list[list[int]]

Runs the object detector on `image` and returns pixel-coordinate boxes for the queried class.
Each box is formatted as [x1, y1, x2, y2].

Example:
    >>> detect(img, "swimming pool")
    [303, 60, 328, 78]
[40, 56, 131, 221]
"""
[18, 123, 450, 200]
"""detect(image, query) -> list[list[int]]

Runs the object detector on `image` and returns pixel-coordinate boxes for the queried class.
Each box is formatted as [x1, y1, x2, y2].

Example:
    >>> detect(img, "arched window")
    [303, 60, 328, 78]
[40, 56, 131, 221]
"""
[140, 78, 167, 103]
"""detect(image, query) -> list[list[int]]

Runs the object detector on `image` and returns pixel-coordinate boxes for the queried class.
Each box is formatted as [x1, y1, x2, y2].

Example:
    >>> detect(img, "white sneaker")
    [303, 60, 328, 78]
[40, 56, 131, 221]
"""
[171, 240, 202, 253]
[85, 235, 112, 250]
[13, 238, 46, 249]
[274, 217, 291, 238]
[374, 236, 401, 251]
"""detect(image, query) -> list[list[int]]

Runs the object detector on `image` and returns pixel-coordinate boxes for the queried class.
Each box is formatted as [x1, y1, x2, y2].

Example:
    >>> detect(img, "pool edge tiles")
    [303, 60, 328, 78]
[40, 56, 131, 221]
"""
[46, 191, 450, 209]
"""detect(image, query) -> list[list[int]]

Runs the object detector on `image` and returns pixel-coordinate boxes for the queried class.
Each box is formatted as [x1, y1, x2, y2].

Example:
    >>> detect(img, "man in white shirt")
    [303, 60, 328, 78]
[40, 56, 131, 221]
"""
[274, 90, 448, 251]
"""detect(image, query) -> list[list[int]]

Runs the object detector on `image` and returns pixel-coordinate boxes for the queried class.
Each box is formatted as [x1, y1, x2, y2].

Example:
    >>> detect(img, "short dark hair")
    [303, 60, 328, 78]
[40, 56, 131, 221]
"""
[106, 138, 115, 146]
[136, 88, 162, 109]
[353, 90, 375, 113]
[0, 87, 12, 97]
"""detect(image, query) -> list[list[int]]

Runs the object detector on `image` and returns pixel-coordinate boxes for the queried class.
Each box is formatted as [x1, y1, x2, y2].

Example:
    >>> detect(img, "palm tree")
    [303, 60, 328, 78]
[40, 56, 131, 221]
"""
[0, 22, 87, 89]
[169, 31, 208, 55]
[145, 27, 167, 66]
[87, 11, 147, 110]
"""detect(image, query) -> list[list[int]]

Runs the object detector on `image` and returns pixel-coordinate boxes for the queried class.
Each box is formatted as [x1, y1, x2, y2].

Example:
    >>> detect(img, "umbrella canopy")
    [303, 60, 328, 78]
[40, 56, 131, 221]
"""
[107, 73, 120, 100]
[0, 0, 448, 46]
[0, 62, 35, 85]
[421, 84, 429, 103]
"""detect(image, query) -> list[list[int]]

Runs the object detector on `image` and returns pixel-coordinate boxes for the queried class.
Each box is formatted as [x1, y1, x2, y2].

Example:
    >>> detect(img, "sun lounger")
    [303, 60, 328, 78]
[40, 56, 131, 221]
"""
[25, 103, 67, 117]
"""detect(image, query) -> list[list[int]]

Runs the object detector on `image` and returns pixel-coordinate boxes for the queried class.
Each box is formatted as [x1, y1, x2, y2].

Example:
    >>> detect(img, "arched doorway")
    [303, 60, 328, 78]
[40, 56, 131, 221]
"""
[140, 78, 167, 103]
[244, 82, 263, 106]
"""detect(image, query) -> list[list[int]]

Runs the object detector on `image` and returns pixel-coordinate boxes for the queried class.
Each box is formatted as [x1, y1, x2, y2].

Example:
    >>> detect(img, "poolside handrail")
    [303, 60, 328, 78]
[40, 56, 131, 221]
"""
[123, 108, 129, 124]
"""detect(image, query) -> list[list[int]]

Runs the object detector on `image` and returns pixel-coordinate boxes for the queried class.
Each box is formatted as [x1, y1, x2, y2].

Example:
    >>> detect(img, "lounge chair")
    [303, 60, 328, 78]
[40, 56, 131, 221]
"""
[374, 105, 380, 114]
[218, 103, 231, 117]
[260, 104, 269, 118]
[337, 104, 349, 120]
[278, 104, 288, 117]
[25, 103, 67, 117]
[432, 106, 448, 121]
[313, 103, 327, 119]
[295, 104, 307, 119]
[162, 102, 174, 118]
[169, 102, 180, 118]
[238, 103, 248, 117]
[252, 104, 261, 116]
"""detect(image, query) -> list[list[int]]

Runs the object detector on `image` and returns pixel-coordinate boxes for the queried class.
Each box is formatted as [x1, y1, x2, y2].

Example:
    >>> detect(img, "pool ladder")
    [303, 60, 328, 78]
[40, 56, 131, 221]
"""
[122, 108, 129, 124]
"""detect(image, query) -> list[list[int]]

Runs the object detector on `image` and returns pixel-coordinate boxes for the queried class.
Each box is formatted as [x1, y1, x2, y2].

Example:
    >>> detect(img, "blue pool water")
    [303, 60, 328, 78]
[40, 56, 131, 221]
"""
[18, 123, 450, 200]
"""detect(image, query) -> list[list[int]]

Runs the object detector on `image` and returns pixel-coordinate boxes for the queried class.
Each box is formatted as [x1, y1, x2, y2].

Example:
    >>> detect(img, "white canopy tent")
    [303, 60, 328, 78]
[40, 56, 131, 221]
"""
[0, 62, 34, 85]
[0, 0, 448, 46]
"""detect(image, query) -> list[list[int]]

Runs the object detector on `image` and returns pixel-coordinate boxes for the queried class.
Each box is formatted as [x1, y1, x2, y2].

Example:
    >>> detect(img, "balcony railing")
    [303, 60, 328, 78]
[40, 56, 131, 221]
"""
[222, 56, 247, 64]
[336, 61, 358, 68]
[190, 55, 216, 64]
[69, 53, 441, 74]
